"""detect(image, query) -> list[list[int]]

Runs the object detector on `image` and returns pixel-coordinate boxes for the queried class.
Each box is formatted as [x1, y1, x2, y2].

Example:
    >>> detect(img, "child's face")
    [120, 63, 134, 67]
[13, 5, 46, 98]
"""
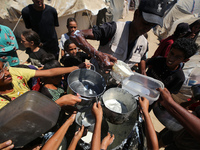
[166, 48, 187, 70]
[67, 21, 77, 35]
[191, 24, 200, 34]
[21, 34, 31, 48]
[67, 43, 77, 56]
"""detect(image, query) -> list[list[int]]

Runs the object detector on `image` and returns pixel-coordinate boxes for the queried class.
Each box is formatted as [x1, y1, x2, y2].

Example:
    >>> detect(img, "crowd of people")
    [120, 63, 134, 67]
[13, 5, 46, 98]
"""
[0, 0, 200, 149]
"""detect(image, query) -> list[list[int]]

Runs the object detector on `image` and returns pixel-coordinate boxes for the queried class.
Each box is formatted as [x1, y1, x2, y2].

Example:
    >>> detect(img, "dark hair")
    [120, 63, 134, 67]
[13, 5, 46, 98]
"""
[174, 22, 190, 37]
[66, 17, 77, 28]
[63, 39, 74, 51]
[184, 19, 200, 41]
[189, 19, 200, 32]
[171, 38, 199, 59]
[22, 30, 40, 46]
[41, 53, 61, 69]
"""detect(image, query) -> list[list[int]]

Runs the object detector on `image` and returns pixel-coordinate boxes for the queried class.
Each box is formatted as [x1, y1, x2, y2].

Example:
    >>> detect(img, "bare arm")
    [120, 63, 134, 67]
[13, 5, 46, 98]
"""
[34, 62, 90, 78]
[139, 97, 159, 150]
[34, 66, 79, 77]
[42, 114, 76, 150]
[139, 60, 146, 75]
[68, 126, 84, 150]
[158, 88, 200, 142]
[70, 30, 117, 68]
[55, 94, 81, 107]
[100, 132, 115, 150]
[91, 102, 103, 150]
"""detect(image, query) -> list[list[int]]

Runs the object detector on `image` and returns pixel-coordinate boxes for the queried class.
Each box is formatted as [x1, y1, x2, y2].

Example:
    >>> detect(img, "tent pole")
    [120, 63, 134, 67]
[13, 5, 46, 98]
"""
[13, 15, 22, 32]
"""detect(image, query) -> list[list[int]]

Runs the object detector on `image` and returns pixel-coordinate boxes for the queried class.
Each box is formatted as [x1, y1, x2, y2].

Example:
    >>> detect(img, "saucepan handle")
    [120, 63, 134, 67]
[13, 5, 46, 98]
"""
[90, 64, 96, 71]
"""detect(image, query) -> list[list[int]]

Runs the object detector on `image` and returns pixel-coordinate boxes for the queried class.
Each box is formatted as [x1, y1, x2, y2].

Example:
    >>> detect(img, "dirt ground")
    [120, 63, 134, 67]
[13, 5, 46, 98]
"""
[17, 10, 165, 149]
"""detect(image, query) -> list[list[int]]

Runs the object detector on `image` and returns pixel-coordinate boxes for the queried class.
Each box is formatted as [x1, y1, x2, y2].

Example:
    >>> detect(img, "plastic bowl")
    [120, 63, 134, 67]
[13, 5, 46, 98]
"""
[122, 72, 164, 104]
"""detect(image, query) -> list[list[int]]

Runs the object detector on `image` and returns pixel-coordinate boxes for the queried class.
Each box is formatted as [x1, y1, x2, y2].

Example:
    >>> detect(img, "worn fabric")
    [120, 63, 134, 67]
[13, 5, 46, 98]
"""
[0, 67, 36, 109]
[26, 48, 47, 67]
[0, 25, 19, 66]
[59, 33, 70, 50]
[152, 35, 176, 58]
[146, 57, 185, 94]
[172, 53, 200, 103]
[22, 4, 59, 55]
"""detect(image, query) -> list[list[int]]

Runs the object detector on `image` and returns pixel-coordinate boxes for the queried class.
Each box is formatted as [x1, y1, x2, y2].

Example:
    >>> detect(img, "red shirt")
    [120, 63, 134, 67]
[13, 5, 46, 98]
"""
[152, 35, 176, 58]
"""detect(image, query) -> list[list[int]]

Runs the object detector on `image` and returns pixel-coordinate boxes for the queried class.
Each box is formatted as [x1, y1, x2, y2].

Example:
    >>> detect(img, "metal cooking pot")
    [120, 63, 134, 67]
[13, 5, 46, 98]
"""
[101, 88, 137, 124]
[75, 107, 109, 146]
[153, 102, 183, 131]
[67, 69, 106, 107]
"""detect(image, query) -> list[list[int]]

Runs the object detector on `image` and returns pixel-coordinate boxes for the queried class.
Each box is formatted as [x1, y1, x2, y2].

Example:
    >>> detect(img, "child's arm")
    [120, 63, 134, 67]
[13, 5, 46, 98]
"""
[100, 132, 115, 150]
[55, 94, 81, 107]
[34, 62, 90, 77]
[67, 126, 85, 150]
[139, 97, 159, 150]
[158, 88, 200, 142]
[91, 102, 103, 150]
[41, 114, 76, 150]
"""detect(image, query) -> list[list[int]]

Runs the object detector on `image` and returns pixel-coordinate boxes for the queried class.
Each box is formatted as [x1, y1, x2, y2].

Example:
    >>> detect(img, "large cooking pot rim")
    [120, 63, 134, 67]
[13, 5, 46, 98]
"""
[67, 68, 106, 98]
[101, 88, 137, 115]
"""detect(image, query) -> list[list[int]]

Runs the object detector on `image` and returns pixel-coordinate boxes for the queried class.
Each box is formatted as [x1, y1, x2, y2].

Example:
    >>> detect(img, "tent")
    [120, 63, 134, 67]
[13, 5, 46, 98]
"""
[0, 0, 129, 39]
[0, 0, 108, 38]
[153, 0, 200, 44]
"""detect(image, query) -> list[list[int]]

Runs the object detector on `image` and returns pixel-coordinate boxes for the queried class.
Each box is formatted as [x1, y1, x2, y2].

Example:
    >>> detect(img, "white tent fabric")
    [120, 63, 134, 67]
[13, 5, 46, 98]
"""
[153, 0, 200, 41]
[0, 0, 107, 21]
[0, 0, 108, 38]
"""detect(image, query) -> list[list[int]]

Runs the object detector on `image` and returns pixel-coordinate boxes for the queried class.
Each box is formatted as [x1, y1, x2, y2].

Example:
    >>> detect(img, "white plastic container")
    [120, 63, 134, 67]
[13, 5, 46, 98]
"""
[122, 72, 164, 104]
[111, 60, 134, 82]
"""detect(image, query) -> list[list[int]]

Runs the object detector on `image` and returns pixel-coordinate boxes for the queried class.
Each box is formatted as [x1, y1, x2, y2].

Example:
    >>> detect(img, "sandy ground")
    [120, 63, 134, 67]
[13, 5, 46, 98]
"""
[17, 10, 165, 149]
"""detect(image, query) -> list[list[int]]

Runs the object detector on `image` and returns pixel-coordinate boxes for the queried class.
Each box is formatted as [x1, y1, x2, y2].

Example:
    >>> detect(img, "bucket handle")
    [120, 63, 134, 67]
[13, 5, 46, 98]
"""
[90, 64, 96, 71]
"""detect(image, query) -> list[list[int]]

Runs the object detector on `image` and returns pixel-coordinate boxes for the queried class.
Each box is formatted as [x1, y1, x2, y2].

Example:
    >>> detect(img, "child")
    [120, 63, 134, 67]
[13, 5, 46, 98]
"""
[41, 102, 115, 150]
[184, 19, 200, 42]
[152, 22, 191, 58]
[59, 18, 78, 57]
[40, 54, 66, 101]
[146, 38, 198, 94]
[60, 39, 90, 67]
[21, 30, 47, 68]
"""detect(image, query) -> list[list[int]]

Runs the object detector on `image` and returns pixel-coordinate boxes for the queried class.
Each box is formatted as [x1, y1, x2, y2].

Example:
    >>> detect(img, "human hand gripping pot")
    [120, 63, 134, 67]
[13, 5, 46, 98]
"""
[139, 97, 159, 150]
[0, 140, 14, 150]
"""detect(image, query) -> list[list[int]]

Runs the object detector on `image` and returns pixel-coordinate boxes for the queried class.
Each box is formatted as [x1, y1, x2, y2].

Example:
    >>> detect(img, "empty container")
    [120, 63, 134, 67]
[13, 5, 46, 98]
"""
[122, 72, 164, 104]
[0, 91, 61, 148]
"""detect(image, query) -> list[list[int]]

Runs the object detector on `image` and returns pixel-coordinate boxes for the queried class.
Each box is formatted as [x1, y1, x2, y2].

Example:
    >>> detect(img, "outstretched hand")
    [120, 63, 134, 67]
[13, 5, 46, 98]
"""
[58, 94, 82, 106]
[96, 51, 117, 69]
[92, 101, 103, 122]
[78, 62, 91, 69]
[73, 125, 85, 140]
[139, 96, 149, 113]
[101, 132, 115, 150]
[0, 140, 14, 150]
[157, 88, 173, 105]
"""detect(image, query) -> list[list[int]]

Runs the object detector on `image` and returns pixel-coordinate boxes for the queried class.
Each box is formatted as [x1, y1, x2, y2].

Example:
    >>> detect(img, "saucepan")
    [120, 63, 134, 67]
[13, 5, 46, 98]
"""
[101, 88, 138, 124]
[75, 107, 109, 145]
[67, 68, 106, 108]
